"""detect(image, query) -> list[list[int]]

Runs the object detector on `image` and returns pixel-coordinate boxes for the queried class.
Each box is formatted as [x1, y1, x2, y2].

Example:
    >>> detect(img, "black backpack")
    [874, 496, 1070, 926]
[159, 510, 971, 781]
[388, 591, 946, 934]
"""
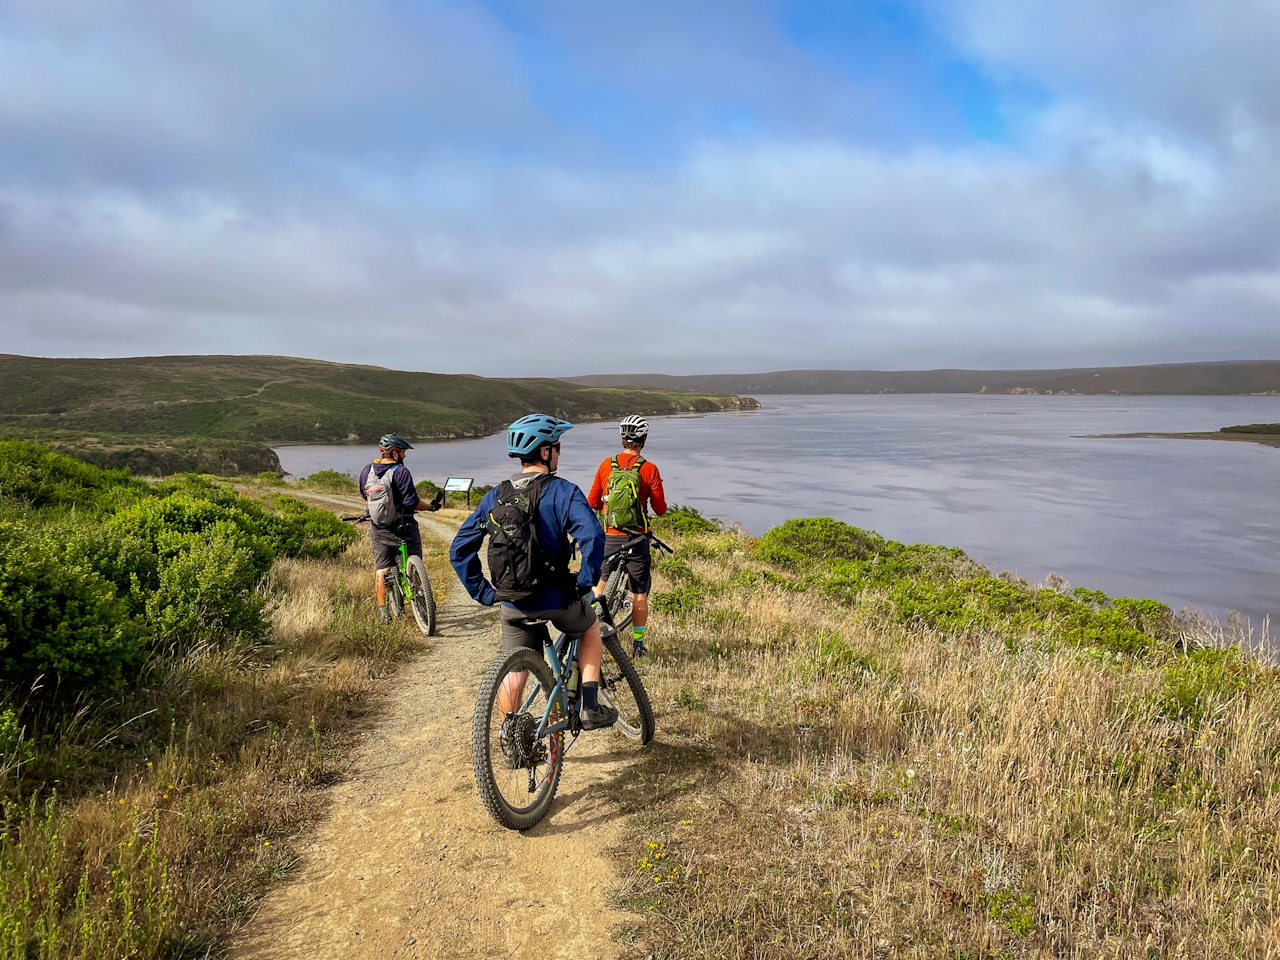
[486, 474, 571, 603]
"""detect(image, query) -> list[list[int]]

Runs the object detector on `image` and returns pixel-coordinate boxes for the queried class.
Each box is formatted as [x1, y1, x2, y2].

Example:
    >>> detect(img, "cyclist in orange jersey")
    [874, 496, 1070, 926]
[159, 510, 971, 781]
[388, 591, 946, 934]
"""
[587, 415, 667, 656]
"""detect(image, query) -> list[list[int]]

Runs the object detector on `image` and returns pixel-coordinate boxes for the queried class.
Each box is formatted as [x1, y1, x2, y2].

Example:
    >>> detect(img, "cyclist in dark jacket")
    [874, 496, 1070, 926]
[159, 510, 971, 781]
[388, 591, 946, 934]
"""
[359, 433, 441, 624]
[449, 415, 617, 730]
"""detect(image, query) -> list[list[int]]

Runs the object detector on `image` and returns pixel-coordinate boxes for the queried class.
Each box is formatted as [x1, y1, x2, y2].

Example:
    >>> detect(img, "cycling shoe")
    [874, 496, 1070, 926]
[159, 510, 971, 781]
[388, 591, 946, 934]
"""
[580, 703, 619, 731]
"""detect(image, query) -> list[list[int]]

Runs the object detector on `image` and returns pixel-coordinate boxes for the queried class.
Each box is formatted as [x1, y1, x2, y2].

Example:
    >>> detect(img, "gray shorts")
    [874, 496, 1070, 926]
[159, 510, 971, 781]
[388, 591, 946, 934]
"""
[499, 597, 597, 652]
[370, 522, 422, 571]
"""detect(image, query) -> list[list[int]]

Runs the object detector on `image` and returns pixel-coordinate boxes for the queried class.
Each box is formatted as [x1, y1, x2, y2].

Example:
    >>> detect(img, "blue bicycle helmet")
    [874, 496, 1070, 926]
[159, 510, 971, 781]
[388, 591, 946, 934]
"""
[507, 414, 573, 457]
[379, 433, 414, 451]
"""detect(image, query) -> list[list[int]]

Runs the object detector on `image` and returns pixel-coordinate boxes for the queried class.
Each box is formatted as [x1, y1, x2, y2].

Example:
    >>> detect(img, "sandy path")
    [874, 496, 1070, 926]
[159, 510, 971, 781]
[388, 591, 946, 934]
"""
[233, 509, 639, 960]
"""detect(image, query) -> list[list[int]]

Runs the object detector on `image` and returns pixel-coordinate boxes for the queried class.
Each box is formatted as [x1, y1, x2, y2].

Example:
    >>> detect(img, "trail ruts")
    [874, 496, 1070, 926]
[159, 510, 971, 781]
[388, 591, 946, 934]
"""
[233, 514, 640, 960]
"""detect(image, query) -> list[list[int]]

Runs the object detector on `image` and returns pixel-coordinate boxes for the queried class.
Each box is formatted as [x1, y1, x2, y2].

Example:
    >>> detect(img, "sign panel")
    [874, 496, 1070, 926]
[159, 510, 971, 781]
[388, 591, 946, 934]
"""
[443, 477, 474, 493]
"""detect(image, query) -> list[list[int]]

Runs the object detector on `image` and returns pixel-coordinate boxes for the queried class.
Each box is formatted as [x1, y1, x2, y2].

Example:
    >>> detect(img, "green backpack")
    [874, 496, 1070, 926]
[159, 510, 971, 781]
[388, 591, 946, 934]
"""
[602, 455, 647, 530]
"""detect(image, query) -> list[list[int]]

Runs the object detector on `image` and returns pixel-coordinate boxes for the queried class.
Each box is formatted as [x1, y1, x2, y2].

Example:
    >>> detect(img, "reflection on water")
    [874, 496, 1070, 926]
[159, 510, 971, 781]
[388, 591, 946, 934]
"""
[275, 394, 1280, 626]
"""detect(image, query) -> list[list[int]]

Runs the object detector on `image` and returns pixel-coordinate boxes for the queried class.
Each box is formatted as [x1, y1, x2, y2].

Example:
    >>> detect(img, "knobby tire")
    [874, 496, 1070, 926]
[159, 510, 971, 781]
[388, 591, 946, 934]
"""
[471, 647, 564, 831]
[405, 556, 437, 636]
[600, 634, 655, 746]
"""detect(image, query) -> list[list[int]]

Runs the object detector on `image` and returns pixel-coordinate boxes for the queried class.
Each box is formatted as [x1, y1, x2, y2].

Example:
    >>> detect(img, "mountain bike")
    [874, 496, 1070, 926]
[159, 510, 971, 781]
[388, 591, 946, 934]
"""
[471, 593, 654, 830]
[600, 530, 673, 646]
[343, 515, 437, 636]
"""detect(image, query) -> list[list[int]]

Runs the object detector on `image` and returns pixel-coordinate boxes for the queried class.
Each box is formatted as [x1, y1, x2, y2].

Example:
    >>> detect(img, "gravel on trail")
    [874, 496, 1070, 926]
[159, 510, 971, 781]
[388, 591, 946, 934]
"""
[233, 508, 639, 960]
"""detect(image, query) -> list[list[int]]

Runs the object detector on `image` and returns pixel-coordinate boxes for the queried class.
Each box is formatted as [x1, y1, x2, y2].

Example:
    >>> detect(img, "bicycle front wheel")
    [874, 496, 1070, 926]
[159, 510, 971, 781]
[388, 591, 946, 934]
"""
[600, 634, 655, 745]
[472, 647, 565, 830]
[605, 569, 633, 634]
[405, 556, 437, 636]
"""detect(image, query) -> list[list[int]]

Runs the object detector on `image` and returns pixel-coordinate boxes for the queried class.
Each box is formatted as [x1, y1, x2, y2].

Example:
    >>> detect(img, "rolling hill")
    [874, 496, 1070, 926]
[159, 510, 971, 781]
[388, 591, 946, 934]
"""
[0, 355, 758, 475]
[566, 360, 1280, 395]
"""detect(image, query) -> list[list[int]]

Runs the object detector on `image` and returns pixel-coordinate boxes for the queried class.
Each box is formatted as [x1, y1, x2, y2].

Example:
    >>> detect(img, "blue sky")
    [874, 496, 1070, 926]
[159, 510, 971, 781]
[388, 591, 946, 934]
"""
[1, 0, 1278, 374]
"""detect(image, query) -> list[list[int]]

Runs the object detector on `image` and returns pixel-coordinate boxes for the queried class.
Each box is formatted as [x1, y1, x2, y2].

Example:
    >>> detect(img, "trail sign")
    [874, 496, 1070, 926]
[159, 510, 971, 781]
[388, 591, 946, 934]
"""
[444, 477, 475, 506]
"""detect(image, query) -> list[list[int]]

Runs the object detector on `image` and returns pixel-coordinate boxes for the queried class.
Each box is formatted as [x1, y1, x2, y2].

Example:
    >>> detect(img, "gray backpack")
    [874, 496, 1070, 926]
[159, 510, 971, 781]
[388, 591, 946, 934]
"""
[365, 464, 401, 526]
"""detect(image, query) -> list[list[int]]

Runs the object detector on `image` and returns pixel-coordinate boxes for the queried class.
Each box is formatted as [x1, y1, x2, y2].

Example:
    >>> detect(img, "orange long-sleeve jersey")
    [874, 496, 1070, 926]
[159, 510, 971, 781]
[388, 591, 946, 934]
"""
[587, 451, 667, 535]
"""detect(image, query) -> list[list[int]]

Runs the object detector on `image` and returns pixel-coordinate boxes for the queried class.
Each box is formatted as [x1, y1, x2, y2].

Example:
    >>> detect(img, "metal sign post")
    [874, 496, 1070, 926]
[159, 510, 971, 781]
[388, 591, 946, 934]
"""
[443, 477, 475, 507]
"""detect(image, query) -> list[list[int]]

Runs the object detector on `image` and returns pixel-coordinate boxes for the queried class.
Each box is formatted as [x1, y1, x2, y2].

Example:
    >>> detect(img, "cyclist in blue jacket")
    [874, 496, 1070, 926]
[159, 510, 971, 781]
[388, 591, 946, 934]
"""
[450, 415, 618, 730]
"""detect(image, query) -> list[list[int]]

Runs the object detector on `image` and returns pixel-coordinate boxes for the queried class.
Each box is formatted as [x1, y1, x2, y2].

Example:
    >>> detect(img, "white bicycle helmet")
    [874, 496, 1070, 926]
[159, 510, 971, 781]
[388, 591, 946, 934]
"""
[619, 415, 650, 441]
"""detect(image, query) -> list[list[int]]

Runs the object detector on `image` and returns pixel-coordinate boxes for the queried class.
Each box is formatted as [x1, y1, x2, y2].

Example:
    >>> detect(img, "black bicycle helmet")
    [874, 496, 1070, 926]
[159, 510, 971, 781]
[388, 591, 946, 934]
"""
[379, 433, 414, 451]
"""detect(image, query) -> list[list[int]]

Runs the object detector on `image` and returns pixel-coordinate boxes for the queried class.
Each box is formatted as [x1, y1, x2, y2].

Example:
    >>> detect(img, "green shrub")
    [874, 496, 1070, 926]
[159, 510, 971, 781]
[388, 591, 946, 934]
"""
[0, 440, 145, 513]
[1161, 648, 1254, 726]
[302, 469, 357, 493]
[0, 447, 356, 698]
[144, 537, 266, 642]
[750, 515, 1176, 662]
[655, 505, 718, 536]
[0, 524, 143, 691]
[754, 517, 887, 567]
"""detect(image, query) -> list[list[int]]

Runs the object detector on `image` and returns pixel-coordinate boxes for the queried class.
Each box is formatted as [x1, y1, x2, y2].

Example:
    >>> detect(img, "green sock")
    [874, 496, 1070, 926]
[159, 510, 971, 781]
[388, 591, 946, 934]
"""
[633, 625, 647, 643]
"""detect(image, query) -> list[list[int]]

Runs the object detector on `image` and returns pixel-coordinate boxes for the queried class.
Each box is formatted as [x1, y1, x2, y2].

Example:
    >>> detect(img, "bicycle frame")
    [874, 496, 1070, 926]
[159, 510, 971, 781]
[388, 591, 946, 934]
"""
[396, 541, 420, 603]
[523, 631, 580, 739]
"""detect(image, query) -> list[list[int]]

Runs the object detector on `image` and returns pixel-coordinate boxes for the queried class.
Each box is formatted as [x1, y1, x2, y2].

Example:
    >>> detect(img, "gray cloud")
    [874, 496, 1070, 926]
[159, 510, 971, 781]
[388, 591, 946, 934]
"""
[1, 1, 1278, 374]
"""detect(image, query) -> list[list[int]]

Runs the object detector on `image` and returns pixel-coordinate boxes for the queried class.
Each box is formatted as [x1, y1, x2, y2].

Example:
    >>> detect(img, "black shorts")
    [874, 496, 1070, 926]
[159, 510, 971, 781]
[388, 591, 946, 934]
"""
[499, 597, 598, 652]
[370, 522, 422, 570]
[601, 533, 652, 594]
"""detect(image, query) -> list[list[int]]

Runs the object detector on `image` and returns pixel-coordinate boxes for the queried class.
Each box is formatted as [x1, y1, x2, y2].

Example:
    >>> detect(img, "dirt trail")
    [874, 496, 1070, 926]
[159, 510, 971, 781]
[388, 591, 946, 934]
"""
[233, 511, 639, 960]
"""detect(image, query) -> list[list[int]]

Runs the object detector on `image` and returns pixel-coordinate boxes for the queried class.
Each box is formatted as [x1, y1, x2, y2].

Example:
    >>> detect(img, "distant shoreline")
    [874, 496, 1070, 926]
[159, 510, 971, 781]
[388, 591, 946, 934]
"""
[1091, 430, 1280, 450]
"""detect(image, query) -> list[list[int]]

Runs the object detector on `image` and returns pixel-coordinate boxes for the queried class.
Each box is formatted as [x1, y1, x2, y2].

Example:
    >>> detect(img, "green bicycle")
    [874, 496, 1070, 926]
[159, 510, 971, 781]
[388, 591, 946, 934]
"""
[345, 515, 437, 635]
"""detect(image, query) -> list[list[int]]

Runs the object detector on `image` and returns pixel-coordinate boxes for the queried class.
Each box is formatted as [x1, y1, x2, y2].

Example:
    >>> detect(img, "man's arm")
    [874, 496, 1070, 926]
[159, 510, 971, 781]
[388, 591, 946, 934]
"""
[449, 494, 497, 606]
[565, 485, 606, 589]
[586, 460, 607, 512]
[396, 467, 421, 511]
[644, 462, 668, 517]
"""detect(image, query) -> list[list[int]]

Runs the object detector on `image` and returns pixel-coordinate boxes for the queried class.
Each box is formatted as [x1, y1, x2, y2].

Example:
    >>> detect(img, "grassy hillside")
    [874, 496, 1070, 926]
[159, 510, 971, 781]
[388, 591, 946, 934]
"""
[613, 513, 1279, 958]
[0, 355, 759, 475]
[567, 360, 1280, 395]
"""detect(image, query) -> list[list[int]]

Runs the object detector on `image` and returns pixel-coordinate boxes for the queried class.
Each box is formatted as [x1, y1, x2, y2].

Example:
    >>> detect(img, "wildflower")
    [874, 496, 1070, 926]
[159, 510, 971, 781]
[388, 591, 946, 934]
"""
[264, 841, 271, 847]
[906, 769, 916, 779]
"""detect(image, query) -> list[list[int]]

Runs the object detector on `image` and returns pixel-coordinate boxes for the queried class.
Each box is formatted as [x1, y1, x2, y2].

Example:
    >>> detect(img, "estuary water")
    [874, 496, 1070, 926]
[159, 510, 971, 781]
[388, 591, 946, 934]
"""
[275, 395, 1279, 626]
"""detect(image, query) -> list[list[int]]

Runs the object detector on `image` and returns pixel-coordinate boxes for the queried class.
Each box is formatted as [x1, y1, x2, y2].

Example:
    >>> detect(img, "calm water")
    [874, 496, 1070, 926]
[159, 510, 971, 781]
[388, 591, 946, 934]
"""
[275, 395, 1279, 625]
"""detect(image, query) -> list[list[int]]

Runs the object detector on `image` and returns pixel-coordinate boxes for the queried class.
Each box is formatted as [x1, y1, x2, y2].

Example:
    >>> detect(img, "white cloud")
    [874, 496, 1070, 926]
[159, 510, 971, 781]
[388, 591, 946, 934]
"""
[1, 1, 1278, 372]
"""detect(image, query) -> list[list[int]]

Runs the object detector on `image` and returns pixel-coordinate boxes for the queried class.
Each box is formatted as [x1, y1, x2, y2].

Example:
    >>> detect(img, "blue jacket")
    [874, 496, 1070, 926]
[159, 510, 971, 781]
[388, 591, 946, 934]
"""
[450, 472, 605, 610]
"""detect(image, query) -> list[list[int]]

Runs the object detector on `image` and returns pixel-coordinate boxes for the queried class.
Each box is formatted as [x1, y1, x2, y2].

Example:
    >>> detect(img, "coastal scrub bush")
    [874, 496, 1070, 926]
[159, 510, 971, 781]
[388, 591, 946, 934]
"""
[0, 447, 357, 698]
[655, 505, 718, 536]
[0, 440, 145, 513]
[0, 524, 143, 691]
[754, 517, 887, 567]
[749, 516, 1177, 660]
[1161, 647, 1256, 726]
[144, 536, 267, 642]
[302, 469, 357, 492]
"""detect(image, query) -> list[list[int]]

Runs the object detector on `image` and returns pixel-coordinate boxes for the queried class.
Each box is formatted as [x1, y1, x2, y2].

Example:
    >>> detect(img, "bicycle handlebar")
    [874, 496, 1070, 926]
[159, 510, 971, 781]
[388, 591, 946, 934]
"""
[342, 514, 371, 523]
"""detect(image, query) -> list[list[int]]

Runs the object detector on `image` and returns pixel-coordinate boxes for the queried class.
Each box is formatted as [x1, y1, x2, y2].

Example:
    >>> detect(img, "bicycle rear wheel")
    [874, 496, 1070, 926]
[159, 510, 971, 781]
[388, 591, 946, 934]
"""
[405, 556, 437, 636]
[600, 634, 655, 745]
[472, 648, 565, 830]
[385, 570, 404, 619]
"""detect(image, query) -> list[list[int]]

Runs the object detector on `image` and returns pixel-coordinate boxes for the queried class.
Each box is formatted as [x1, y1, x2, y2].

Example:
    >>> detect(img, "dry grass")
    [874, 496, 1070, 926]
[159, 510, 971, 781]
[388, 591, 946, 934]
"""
[1, 528, 454, 957]
[610, 535, 1280, 959]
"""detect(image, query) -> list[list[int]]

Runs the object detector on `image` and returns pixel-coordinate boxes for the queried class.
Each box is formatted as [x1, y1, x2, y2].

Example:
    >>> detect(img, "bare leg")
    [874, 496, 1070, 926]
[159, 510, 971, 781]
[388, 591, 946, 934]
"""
[375, 567, 394, 604]
[499, 670, 529, 716]
[578, 622, 604, 684]
[631, 592, 649, 628]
